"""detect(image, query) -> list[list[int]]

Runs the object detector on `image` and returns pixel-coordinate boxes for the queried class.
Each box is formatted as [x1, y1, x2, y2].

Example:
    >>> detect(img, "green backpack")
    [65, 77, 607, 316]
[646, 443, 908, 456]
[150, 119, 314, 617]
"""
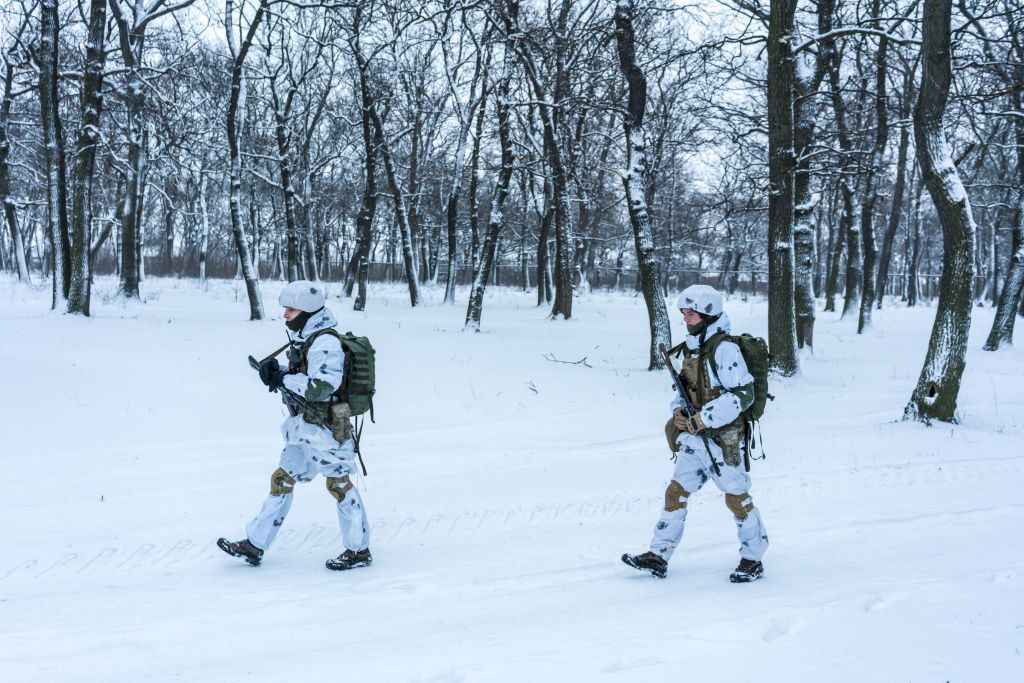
[705, 332, 772, 422]
[306, 329, 376, 419]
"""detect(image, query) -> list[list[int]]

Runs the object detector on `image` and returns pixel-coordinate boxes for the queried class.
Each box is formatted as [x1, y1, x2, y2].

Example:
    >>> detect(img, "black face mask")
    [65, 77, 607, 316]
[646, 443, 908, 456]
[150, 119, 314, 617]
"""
[286, 306, 323, 333]
[686, 313, 720, 337]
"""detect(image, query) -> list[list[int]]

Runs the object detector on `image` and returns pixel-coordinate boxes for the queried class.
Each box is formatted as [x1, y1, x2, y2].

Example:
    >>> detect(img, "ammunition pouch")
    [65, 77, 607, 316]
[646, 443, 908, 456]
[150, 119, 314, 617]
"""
[708, 419, 744, 468]
[664, 417, 682, 453]
[300, 400, 353, 443]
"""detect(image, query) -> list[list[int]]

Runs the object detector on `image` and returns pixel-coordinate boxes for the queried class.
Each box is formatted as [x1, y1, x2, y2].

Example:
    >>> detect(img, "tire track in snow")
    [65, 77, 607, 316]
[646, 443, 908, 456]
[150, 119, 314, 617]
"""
[3, 454, 1022, 584]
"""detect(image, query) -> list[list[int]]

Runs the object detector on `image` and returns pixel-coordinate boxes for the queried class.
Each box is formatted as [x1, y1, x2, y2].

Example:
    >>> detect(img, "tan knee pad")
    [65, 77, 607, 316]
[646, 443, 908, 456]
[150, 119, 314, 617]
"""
[270, 468, 296, 496]
[326, 475, 353, 503]
[725, 492, 754, 520]
[664, 480, 690, 512]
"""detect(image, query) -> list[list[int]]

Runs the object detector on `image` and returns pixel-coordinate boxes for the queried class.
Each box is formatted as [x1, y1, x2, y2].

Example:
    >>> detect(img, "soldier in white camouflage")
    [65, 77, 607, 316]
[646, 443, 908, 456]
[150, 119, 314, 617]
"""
[623, 285, 769, 582]
[218, 280, 372, 571]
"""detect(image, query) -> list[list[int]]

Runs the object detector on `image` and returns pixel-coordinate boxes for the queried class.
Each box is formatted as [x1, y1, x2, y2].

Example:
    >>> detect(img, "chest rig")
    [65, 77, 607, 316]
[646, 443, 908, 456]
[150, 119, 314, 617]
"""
[677, 332, 728, 410]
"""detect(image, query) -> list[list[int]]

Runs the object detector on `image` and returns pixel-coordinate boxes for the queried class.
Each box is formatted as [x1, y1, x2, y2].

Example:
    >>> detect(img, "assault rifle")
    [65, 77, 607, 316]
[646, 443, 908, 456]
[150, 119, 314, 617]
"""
[248, 354, 332, 430]
[658, 342, 722, 476]
[249, 348, 369, 476]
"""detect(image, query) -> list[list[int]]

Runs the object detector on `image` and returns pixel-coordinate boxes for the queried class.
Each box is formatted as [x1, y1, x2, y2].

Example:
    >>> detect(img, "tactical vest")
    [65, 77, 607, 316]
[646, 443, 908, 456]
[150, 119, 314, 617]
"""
[671, 336, 745, 467]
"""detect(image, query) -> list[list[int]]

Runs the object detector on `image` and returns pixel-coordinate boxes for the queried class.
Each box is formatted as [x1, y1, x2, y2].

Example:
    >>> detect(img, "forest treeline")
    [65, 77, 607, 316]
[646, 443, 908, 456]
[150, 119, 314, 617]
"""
[1, 0, 1022, 421]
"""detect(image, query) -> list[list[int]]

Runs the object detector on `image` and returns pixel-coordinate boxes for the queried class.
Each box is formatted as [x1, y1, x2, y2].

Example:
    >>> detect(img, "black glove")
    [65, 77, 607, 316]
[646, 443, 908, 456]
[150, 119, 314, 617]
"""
[267, 369, 287, 393]
[259, 359, 288, 392]
[258, 358, 280, 386]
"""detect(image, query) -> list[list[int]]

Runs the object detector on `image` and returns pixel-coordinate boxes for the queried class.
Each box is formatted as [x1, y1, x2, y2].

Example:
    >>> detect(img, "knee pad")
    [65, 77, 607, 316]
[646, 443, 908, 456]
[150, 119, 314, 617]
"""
[664, 480, 690, 512]
[270, 467, 296, 496]
[725, 492, 754, 520]
[326, 475, 353, 503]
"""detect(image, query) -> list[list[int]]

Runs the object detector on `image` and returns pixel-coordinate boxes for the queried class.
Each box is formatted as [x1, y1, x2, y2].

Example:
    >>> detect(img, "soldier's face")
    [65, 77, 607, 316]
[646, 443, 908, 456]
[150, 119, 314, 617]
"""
[283, 306, 301, 322]
[681, 308, 702, 326]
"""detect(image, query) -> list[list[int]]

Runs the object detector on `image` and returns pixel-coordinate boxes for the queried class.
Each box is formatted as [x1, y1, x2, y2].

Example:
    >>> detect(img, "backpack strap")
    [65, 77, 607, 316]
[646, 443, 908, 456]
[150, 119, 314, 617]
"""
[701, 331, 730, 389]
[300, 328, 346, 398]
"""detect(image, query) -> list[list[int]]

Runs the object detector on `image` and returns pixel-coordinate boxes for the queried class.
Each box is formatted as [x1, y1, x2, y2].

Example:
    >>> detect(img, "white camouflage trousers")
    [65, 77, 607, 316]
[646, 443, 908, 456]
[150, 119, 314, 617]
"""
[650, 432, 769, 562]
[246, 441, 370, 552]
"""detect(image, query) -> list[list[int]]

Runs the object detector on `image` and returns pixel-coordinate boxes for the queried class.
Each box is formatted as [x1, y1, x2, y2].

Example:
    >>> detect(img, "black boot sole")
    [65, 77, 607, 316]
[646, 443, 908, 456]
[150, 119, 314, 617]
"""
[217, 538, 262, 566]
[621, 553, 667, 579]
[729, 564, 764, 583]
[325, 557, 372, 571]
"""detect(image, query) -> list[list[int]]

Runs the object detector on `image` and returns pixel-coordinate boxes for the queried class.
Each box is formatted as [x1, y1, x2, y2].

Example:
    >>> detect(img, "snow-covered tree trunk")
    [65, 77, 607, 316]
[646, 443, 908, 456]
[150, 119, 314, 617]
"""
[984, 175, 1024, 349]
[225, 0, 266, 321]
[67, 0, 108, 315]
[904, 0, 976, 424]
[858, 9, 889, 334]
[466, 72, 488, 283]
[39, 0, 69, 308]
[198, 174, 209, 282]
[343, 41, 377, 311]
[907, 177, 923, 307]
[442, 48, 486, 305]
[269, 81, 301, 282]
[876, 67, 914, 310]
[507, 0, 573, 318]
[536, 178, 553, 306]
[983, 23, 1024, 349]
[614, 0, 670, 369]
[792, 19, 828, 350]
[766, 0, 799, 376]
[1, 57, 29, 282]
[465, 52, 513, 331]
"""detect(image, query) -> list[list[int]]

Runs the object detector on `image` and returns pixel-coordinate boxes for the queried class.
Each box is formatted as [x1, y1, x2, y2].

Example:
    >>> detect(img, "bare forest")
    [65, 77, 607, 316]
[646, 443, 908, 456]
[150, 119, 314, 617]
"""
[2, 0, 1023, 422]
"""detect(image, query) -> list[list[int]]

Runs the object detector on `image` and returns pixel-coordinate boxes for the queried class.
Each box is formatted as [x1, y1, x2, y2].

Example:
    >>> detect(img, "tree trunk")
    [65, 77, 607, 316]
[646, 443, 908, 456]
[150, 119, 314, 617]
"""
[614, 0, 671, 369]
[876, 67, 914, 310]
[198, 174, 209, 281]
[67, 0, 107, 313]
[820, 0, 861, 318]
[1, 58, 29, 282]
[465, 56, 513, 331]
[537, 186, 553, 306]
[508, 0, 572, 318]
[39, 0, 69, 307]
[344, 56, 378, 312]
[904, 0, 976, 423]
[766, 0, 799, 375]
[857, 2, 888, 333]
[983, 13, 1024, 349]
[225, 0, 266, 320]
[367, 109, 420, 306]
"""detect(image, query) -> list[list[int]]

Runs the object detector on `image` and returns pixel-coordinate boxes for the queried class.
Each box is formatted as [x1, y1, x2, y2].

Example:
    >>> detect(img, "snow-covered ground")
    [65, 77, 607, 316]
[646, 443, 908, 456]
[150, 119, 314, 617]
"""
[1, 275, 1022, 682]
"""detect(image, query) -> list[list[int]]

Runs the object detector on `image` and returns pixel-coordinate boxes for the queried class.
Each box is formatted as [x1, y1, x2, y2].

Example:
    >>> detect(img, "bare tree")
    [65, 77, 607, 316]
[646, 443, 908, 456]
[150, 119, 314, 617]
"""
[767, 0, 799, 375]
[225, 0, 267, 320]
[614, 0, 670, 369]
[1, 14, 31, 283]
[904, 0, 976, 423]
[38, 0, 69, 308]
[66, 0, 109, 315]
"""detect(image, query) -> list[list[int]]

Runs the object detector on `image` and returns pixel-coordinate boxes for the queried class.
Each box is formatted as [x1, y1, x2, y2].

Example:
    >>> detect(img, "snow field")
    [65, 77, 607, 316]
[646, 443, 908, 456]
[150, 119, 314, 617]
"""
[1, 275, 1022, 682]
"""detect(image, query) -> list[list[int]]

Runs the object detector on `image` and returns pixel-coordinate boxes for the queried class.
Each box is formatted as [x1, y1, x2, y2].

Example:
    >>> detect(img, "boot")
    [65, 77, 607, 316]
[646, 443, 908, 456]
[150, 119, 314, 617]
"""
[217, 537, 264, 566]
[621, 551, 668, 579]
[326, 548, 372, 571]
[729, 558, 764, 583]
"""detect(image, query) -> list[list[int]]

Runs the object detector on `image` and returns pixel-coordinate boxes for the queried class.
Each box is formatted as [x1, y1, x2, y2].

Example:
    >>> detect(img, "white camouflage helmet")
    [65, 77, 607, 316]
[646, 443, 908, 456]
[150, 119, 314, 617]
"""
[278, 280, 326, 312]
[676, 284, 723, 317]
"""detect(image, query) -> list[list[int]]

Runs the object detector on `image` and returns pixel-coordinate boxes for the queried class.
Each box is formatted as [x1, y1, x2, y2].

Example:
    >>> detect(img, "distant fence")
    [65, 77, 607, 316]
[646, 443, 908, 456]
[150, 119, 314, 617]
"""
[84, 254, 988, 301]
